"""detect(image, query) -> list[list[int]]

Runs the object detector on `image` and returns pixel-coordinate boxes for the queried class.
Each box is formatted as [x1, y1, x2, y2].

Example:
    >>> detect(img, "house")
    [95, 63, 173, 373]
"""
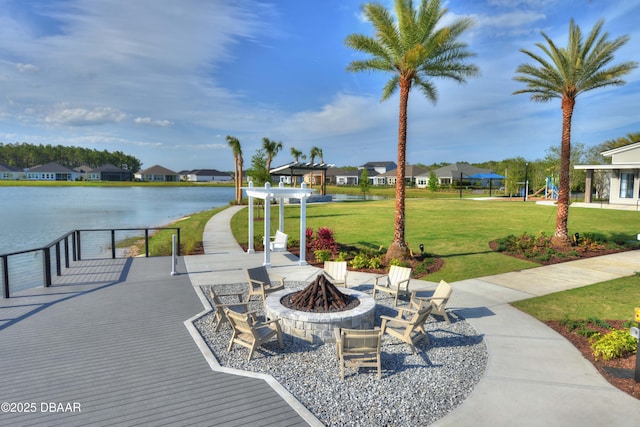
[26, 162, 78, 181]
[0, 162, 22, 180]
[180, 169, 232, 182]
[73, 165, 94, 180]
[359, 161, 396, 175]
[430, 163, 492, 186]
[92, 164, 132, 181]
[328, 167, 360, 186]
[377, 165, 428, 186]
[134, 165, 178, 182]
[575, 141, 640, 205]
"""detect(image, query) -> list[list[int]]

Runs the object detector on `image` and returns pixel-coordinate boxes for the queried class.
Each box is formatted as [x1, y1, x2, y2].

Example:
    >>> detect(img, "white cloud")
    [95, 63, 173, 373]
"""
[134, 117, 173, 127]
[45, 104, 126, 126]
[15, 63, 39, 73]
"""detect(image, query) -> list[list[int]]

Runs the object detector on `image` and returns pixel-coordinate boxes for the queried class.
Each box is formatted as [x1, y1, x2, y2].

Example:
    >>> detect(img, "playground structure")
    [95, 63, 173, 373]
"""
[530, 177, 559, 199]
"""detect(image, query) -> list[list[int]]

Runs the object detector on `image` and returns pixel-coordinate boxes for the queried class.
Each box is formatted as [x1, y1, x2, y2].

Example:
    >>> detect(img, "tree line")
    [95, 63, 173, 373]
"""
[0, 142, 142, 172]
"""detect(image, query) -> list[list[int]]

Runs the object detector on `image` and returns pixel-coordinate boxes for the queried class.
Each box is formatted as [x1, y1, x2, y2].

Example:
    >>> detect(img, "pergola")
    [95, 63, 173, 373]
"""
[269, 161, 334, 195]
[243, 182, 315, 267]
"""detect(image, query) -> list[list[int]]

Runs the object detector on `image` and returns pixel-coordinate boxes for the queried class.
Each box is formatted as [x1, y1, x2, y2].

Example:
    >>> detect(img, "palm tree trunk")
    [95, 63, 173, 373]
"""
[386, 78, 411, 261]
[552, 95, 575, 247]
[237, 158, 243, 204]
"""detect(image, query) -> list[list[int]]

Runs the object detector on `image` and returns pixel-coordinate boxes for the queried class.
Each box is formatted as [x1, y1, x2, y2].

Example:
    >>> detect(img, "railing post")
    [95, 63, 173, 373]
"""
[43, 248, 52, 288]
[111, 230, 116, 259]
[76, 231, 82, 261]
[176, 228, 181, 256]
[145, 229, 150, 257]
[64, 236, 70, 268]
[55, 242, 62, 276]
[2, 255, 9, 299]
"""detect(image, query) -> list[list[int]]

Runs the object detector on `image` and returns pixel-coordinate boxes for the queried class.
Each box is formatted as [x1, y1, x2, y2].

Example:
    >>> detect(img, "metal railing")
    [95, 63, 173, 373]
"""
[1, 227, 180, 298]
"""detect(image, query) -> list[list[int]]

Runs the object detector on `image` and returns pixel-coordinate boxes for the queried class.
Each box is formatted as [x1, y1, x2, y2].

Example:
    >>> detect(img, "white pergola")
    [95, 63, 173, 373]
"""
[243, 182, 315, 267]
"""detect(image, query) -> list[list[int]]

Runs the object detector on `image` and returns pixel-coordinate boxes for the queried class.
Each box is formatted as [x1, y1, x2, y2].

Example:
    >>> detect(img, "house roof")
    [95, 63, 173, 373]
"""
[138, 165, 177, 175]
[379, 165, 428, 177]
[361, 161, 395, 168]
[185, 169, 231, 177]
[0, 162, 20, 172]
[93, 163, 128, 172]
[432, 163, 491, 178]
[326, 167, 359, 177]
[28, 162, 76, 173]
[601, 141, 640, 157]
[74, 165, 93, 173]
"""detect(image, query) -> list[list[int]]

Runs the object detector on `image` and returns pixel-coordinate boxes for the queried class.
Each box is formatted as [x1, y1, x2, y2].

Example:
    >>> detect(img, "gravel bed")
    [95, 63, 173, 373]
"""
[194, 282, 488, 426]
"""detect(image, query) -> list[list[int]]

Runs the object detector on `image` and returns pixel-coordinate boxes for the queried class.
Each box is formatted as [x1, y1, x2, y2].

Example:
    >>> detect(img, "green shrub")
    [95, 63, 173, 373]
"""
[314, 249, 332, 263]
[368, 256, 383, 269]
[350, 253, 370, 269]
[335, 251, 348, 262]
[590, 329, 637, 361]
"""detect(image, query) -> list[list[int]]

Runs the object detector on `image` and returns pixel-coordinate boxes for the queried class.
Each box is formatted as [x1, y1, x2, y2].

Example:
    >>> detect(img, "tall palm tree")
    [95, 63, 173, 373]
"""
[514, 19, 637, 246]
[226, 135, 243, 204]
[290, 147, 306, 162]
[345, 0, 478, 261]
[262, 137, 283, 176]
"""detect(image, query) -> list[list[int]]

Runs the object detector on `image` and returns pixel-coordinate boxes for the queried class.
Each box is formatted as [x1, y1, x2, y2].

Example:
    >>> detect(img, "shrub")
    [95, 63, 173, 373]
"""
[350, 253, 369, 269]
[368, 256, 383, 269]
[591, 329, 637, 361]
[335, 251, 348, 262]
[314, 249, 332, 263]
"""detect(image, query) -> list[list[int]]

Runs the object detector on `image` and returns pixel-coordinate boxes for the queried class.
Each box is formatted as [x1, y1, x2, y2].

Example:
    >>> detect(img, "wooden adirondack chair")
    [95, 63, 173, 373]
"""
[334, 327, 382, 380]
[209, 288, 251, 332]
[411, 280, 453, 324]
[372, 265, 412, 306]
[269, 230, 288, 252]
[380, 305, 433, 354]
[225, 309, 284, 361]
[246, 266, 285, 303]
[323, 261, 348, 287]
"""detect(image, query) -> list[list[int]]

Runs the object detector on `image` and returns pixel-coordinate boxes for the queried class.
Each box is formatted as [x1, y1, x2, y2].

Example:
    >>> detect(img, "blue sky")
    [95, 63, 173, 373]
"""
[0, 0, 638, 172]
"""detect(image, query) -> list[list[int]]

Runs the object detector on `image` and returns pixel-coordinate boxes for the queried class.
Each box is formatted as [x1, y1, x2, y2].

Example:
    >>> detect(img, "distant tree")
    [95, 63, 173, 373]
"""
[514, 19, 637, 246]
[290, 147, 306, 162]
[226, 135, 243, 204]
[262, 137, 283, 176]
[308, 146, 324, 187]
[544, 143, 587, 192]
[247, 149, 270, 187]
[345, 0, 478, 261]
[428, 171, 438, 192]
[359, 168, 370, 197]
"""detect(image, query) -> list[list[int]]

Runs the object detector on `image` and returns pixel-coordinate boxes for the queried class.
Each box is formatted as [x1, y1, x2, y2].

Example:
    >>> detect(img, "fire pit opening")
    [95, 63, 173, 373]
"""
[281, 273, 360, 313]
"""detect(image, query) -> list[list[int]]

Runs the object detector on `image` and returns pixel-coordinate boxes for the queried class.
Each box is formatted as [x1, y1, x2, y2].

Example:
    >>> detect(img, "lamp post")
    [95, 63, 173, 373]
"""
[523, 162, 529, 202]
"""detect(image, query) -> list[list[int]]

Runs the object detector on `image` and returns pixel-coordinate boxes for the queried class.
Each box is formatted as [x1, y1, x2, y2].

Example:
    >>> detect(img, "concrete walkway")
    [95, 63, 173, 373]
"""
[185, 205, 640, 426]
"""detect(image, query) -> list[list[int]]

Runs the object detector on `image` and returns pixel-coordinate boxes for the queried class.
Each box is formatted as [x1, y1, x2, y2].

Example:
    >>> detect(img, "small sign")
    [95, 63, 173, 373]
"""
[635, 307, 640, 322]
[631, 327, 640, 340]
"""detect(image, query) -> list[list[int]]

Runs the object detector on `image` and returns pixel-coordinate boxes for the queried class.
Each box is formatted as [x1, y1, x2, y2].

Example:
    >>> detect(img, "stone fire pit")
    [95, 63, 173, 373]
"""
[265, 286, 376, 344]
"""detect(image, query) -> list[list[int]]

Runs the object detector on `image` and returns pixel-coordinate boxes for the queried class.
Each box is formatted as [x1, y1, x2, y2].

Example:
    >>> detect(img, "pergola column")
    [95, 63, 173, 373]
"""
[247, 182, 255, 253]
[585, 169, 593, 203]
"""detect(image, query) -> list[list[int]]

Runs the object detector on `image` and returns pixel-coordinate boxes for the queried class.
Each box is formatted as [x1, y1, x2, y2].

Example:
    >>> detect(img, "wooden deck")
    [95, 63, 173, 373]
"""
[0, 257, 311, 426]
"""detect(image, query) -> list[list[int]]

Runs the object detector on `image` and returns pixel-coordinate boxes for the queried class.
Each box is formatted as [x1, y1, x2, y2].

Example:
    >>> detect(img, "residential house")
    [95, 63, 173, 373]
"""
[134, 165, 178, 182]
[26, 162, 77, 181]
[430, 163, 492, 186]
[73, 165, 94, 180]
[92, 164, 132, 181]
[328, 167, 360, 186]
[180, 169, 232, 182]
[0, 162, 22, 180]
[377, 165, 428, 187]
[575, 141, 640, 205]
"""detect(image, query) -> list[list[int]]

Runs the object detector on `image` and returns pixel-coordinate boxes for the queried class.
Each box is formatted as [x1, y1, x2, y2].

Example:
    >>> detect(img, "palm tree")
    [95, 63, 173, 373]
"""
[514, 19, 637, 246]
[226, 135, 243, 204]
[308, 146, 323, 187]
[262, 137, 283, 176]
[290, 147, 306, 162]
[345, 0, 478, 261]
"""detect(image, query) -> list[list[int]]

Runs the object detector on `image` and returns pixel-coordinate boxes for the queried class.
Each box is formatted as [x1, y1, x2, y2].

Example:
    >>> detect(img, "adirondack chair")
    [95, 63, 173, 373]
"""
[334, 327, 382, 380]
[225, 309, 284, 361]
[410, 280, 453, 324]
[380, 305, 433, 354]
[246, 266, 285, 304]
[372, 265, 412, 306]
[323, 261, 348, 287]
[208, 288, 251, 332]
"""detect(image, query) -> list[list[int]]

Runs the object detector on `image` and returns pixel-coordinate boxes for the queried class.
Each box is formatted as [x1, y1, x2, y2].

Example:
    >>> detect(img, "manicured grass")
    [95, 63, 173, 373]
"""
[0, 180, 234, 187]
[230, 198, 639, 282]
[324, 184, 504, 199]
[512, 274, 640, 322]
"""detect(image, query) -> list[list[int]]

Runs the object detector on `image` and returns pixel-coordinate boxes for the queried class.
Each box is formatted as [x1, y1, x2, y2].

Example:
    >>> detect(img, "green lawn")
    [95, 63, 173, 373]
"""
[231, 198, 638, 282]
